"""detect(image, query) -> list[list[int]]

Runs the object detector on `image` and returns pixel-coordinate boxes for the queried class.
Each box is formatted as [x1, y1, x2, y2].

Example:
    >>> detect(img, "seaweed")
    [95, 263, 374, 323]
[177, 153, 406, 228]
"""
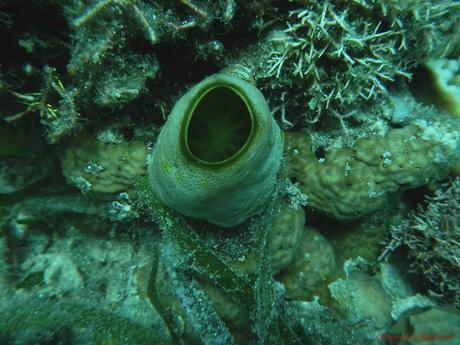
[139, 177, 301, 344]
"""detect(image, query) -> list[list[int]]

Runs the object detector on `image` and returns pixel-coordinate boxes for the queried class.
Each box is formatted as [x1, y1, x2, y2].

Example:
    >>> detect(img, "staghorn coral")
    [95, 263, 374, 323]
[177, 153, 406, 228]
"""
[382, 178, 460, 308]
[263, 0, 460, 124]
[287, 122, 456, 220]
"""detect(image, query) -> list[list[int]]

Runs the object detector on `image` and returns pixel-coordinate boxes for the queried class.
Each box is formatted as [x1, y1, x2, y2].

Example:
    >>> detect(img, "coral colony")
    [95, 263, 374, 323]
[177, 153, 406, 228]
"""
[0, 1, 459, 344]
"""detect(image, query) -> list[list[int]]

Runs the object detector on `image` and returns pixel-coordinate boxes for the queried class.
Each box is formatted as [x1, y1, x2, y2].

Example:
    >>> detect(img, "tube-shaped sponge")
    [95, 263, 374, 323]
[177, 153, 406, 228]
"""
[148, 73, 284, 227]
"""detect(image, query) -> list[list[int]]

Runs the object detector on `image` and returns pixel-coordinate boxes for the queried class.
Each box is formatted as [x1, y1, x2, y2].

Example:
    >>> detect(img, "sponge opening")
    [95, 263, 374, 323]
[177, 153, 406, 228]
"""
[186, 86, 253, 163]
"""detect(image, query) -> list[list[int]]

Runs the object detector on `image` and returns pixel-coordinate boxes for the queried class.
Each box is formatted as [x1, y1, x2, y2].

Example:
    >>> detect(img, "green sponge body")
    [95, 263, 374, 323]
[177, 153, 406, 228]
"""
[148, 73, 284, 227]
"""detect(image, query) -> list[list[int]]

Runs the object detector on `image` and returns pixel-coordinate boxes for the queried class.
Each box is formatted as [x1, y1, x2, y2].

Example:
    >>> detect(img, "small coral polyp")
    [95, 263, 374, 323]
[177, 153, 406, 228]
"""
[148, 72, 284, 227]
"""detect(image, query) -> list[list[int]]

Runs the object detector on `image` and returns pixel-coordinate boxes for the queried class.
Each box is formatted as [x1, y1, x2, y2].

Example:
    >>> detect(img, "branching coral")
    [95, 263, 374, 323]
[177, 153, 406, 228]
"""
[264, 0, 460, 123]
[381, 178, 460, 308]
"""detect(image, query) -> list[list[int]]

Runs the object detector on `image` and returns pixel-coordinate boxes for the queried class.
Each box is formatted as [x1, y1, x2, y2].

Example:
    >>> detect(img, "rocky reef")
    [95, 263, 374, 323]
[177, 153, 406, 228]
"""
[1, 0, 460, 344]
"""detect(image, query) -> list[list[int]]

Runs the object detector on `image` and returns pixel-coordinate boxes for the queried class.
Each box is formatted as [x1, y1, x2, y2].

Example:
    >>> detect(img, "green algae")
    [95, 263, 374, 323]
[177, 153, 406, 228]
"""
[0, 298, 171, 345]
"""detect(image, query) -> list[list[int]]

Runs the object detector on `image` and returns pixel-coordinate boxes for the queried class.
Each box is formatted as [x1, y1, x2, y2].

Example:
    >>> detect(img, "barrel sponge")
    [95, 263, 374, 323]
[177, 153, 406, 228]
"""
[287, 124, 453, 220]
[148, 73, 284, 227]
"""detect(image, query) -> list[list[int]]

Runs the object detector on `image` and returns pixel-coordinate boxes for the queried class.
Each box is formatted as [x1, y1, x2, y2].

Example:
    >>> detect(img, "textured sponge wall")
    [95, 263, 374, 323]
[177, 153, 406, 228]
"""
[148, 73, 284, 227]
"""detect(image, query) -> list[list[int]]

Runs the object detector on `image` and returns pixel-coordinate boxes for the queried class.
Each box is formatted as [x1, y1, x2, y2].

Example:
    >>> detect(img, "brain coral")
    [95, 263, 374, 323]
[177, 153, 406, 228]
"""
[229, 205, 305, 276]
[287, 124, 453, 220]
[277, 226, 336, 301]
[60, 134, 147, 195]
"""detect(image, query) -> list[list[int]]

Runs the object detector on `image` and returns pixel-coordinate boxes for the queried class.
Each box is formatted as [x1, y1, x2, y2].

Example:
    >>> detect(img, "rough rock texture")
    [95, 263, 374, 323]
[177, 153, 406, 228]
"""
[387, 307, 460, 345]
[330, 271, 393, 337]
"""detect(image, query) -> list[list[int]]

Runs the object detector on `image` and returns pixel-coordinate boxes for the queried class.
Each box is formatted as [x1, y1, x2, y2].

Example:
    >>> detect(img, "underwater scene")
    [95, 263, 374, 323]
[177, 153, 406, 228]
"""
[0, 0, 459, 344]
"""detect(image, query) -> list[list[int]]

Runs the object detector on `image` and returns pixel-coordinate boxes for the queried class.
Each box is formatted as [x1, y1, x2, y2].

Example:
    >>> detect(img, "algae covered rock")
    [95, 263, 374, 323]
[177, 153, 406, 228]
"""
[330, 270, 393, 336]
[385, 307, 460, 345]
